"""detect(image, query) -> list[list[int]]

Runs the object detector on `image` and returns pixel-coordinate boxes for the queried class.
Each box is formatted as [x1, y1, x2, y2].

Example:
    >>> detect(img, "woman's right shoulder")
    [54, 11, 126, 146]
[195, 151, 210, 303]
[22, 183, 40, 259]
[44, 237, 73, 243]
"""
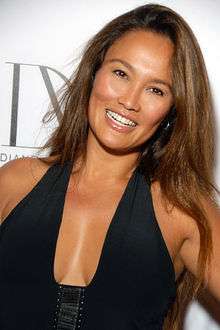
[0, 157, 51, 224]
[0, 157, 50, 188]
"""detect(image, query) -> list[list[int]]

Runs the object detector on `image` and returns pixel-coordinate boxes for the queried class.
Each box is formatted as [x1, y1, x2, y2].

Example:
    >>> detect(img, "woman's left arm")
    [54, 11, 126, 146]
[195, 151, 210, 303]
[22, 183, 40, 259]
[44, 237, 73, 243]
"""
[179, 198, 220, 302]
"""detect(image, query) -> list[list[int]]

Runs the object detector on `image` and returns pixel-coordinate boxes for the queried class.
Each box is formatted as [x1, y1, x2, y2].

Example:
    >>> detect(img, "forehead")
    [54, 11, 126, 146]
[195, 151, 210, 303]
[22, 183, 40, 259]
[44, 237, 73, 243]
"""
[104, 30, 174, 80]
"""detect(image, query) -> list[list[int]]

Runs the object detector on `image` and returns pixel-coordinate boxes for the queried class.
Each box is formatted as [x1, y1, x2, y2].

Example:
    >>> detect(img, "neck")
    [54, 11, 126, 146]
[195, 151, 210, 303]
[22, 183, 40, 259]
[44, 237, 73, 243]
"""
[75, 137, 140, 183]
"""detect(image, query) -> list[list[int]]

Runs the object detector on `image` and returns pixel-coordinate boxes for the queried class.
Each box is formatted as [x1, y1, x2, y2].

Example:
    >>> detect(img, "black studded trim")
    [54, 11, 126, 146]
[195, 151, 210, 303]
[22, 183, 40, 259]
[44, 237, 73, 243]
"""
[52, 284, 85, 330]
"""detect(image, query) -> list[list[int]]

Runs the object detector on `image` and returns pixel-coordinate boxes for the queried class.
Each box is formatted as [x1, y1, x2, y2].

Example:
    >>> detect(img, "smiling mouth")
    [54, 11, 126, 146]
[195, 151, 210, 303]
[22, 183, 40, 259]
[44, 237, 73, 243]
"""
[105, 109, 137, 127]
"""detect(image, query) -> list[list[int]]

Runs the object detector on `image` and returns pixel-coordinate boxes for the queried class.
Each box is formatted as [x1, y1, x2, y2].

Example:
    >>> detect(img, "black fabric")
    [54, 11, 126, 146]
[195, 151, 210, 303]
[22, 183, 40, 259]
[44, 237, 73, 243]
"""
[55, 284, 85, 330]
[0, 162, 176, 330]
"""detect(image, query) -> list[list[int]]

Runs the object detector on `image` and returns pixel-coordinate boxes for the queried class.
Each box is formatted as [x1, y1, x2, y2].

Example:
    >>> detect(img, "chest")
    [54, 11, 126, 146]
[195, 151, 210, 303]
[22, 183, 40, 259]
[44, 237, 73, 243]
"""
[53, 180, 184, 287]
[0, 169, 184, 289]
[0, 165, 181, 329]
[53, 184, 127, 286]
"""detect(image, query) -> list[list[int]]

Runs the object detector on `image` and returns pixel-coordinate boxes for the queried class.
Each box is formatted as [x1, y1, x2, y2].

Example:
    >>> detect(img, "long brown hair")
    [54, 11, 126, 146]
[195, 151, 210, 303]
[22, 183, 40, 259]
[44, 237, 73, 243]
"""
[41, 4, 218, 329]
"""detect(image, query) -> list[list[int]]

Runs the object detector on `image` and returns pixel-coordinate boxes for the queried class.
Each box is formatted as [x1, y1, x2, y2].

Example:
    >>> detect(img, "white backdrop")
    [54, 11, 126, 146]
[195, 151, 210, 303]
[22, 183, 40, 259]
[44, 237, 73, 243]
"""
[0, 1, 219, 328]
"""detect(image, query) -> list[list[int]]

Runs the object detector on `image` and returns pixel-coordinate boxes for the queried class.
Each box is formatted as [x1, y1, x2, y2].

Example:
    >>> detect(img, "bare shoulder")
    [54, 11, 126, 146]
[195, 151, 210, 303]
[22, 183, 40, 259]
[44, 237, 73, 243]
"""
[150, 180, 197, 238]
[0, 157, 51, 224]
[150, 180, 220, 288]
[0, 157, 49, 192]
[150, 180, 200, 279]
[151, 181, 197, 239]
[179, 195, 220, 297]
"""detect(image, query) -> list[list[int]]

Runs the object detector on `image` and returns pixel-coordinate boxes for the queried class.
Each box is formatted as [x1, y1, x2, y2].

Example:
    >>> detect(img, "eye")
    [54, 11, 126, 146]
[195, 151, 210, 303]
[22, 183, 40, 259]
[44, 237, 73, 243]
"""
[113, 69, 128, 79]
[148, 87, 164, 96]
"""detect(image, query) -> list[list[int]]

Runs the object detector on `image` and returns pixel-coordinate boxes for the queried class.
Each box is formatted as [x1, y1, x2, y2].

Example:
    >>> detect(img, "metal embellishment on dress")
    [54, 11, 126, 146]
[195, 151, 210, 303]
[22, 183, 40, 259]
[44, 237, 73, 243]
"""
[53, 284, 85, 329]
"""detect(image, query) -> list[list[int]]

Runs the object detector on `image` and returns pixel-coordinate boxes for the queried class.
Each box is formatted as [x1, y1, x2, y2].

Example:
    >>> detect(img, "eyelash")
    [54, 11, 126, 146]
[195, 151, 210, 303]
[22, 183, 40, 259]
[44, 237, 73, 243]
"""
[148, 87, 164, 97]
[112, 69, 164, 96]
[113, 69, 127, 78]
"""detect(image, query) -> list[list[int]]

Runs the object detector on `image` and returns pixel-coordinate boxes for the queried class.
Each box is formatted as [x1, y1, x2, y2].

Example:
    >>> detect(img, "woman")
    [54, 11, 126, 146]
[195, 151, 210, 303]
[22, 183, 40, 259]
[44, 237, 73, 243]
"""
[0, 3, 219, 330]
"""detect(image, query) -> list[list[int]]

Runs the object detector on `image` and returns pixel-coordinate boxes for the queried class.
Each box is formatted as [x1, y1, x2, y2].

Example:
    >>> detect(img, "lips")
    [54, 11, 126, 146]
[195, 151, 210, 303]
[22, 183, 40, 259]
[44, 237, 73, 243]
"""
[105, 108, 137, 126]
[105, 109, 137, 133]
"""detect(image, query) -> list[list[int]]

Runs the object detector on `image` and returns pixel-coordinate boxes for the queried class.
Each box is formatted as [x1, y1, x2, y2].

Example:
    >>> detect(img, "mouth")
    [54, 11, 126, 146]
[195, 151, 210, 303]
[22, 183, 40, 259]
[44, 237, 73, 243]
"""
[105, 109, 137, 127]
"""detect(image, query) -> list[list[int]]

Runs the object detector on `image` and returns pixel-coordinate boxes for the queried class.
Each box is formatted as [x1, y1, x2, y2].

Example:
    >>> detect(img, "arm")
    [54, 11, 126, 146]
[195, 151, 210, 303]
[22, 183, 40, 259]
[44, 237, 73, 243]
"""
[0, 159, 23, 223]
[0, 157, 48, 224]
[179, 198, 220, 302]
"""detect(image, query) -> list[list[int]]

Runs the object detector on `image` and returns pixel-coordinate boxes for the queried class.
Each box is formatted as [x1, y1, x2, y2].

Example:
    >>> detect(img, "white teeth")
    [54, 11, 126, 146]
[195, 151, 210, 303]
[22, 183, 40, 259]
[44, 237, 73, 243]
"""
[106, 110, 137, 127]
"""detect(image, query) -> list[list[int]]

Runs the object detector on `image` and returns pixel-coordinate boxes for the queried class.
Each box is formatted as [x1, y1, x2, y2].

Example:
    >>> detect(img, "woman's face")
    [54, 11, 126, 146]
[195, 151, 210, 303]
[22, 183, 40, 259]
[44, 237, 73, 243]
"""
[87, 30, 174, 154]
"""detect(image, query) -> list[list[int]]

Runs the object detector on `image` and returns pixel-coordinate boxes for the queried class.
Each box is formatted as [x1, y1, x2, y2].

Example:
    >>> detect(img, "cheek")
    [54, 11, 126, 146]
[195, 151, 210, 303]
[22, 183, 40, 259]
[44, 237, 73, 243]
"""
[143, 102, 171, 127]
[91, 70, 124, 102]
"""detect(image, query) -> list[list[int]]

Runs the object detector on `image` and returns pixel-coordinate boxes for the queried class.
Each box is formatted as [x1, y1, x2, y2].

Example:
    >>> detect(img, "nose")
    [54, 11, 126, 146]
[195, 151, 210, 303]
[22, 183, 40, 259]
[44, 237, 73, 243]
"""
[118, 86, 141, 112]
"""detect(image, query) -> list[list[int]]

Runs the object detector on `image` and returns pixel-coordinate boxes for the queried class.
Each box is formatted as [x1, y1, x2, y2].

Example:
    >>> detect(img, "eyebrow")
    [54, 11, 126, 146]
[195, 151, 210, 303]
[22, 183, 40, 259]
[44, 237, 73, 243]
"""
[105, 58, 173, 92]
[105, 58, 134, 72]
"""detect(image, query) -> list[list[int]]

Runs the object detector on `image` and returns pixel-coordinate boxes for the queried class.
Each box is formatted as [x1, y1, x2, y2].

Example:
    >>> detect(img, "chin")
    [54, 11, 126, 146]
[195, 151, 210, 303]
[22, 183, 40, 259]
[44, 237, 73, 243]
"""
[96, 136, 141, 156]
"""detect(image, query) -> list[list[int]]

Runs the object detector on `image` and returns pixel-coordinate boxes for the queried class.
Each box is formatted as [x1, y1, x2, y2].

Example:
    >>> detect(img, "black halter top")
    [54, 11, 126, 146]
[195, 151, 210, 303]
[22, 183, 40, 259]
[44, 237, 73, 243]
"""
[0, 162, 176, 330]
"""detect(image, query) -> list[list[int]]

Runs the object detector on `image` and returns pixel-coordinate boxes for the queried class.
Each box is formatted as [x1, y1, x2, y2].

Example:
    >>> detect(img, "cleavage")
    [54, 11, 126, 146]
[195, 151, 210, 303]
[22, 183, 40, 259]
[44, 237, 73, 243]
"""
[53, 180, 128, 287]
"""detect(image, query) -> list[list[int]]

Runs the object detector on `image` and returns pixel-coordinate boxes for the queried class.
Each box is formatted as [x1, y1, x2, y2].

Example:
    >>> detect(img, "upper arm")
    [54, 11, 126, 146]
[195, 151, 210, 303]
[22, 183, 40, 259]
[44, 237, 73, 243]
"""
[0, 157, 48, 224]
[179, 198, 220, 302]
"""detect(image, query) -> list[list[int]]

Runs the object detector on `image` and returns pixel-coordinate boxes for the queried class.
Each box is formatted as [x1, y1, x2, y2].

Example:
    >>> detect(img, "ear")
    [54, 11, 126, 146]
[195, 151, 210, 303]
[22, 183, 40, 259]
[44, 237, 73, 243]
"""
[160, 105, 176, 131]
